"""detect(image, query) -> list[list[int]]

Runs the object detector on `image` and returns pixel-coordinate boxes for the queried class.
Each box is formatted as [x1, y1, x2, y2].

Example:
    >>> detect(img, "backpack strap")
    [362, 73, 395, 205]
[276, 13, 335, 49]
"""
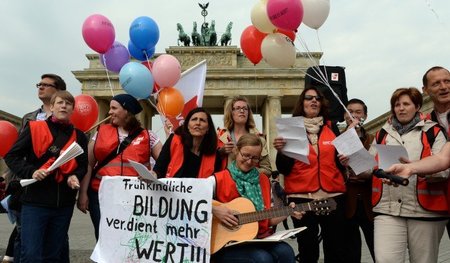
[92, 127, 144, 176]
[375, 128, 388, 144]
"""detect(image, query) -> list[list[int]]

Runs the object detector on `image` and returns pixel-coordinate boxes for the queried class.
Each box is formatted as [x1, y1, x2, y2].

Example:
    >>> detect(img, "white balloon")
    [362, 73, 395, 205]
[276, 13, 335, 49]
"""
[261, 33, 296, 68]
[251, 1, 276, 33]
[302, 0, 330, 30]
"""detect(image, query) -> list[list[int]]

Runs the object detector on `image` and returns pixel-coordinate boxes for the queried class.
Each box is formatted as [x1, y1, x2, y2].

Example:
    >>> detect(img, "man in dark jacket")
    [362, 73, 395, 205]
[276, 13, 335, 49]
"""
[343, 98, 375, 262]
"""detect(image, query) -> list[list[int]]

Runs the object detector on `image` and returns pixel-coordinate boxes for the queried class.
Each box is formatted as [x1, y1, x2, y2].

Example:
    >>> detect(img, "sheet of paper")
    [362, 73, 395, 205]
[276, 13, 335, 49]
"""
[276, 117, 309, 164]
[128, 159, 165, 184]
[20, 178, 37, 187]
[347, 150, 377, 175]
[20, 142, 84, 187]
[332, 128, 362, 155]
[332, 128, 376, 175]
[374, 144, 409, 170]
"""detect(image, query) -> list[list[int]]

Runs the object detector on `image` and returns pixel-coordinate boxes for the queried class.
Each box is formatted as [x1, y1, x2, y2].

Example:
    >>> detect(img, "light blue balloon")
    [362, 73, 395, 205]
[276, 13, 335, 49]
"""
[129, 16, 160, 50]
[119, 62, 154, 99]
[128, 40, 155, 61]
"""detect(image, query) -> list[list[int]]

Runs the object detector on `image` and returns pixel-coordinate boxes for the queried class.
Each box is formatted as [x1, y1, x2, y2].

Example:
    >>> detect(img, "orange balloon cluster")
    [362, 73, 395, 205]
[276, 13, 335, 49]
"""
[157, 87, 184, 117]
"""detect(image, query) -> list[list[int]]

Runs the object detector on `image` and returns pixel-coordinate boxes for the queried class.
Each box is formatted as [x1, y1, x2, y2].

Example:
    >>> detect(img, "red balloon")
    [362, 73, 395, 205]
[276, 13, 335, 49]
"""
[276, 28, 296, 41]
[70, 94, 99, 132]
[141, 61, 153, 71]
[141, 61, 161, 94]
[0, 121, 18, 157]
[240, 25, 268, 65]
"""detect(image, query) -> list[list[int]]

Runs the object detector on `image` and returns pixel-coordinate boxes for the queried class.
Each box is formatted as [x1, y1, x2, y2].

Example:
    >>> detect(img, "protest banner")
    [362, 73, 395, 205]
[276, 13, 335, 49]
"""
[91, 177, 213, 263]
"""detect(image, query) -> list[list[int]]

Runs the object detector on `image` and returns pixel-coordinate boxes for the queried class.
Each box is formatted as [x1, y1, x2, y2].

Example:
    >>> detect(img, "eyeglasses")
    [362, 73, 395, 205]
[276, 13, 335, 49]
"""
[304, 95, 322, 101]
[232, 107, 249, 112]
[36, 83, 57, 89]
[239, 150, 261, 163]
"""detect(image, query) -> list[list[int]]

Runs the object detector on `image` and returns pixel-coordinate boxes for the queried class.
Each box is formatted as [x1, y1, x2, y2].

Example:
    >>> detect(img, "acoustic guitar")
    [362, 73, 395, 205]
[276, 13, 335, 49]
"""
[210, 197, 336, 254]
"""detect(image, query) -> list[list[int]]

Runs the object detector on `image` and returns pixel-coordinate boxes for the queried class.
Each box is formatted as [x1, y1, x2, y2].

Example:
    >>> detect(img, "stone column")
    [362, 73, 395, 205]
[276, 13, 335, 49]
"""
[97, 98, 110, 122]
[262, 96, 282, 170]
[136, 100, 152, 129]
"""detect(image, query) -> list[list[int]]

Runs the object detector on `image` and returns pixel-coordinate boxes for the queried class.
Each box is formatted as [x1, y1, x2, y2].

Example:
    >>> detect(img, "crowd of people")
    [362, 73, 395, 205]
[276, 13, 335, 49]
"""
[0, 66, 449, 263]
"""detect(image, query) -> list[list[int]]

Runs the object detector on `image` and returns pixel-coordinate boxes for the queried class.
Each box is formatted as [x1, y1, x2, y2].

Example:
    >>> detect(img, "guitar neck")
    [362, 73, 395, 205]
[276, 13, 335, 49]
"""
[237, 202, 311, 225]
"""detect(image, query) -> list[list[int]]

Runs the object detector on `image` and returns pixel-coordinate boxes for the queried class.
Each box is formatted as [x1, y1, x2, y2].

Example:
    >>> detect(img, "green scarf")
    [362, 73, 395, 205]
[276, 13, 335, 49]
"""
[228, 161, 264, 211]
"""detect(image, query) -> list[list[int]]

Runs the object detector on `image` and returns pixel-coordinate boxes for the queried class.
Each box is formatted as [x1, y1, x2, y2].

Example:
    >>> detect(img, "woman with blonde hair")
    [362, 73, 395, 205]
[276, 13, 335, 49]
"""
[217, 96, 271, 176]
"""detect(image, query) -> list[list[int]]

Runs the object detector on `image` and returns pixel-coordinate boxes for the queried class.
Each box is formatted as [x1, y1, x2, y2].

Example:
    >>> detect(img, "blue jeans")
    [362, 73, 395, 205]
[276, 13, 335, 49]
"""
[88, 189, 100, 240]
[20, 204, 74, 263]
[212, 241, 295, 263]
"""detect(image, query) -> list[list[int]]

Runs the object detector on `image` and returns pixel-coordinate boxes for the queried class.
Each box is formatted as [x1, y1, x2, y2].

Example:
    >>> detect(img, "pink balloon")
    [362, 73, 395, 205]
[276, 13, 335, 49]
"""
[152, 54, 181, 88]
[82, 14, 115, 54]
[267, 0, 304, 31]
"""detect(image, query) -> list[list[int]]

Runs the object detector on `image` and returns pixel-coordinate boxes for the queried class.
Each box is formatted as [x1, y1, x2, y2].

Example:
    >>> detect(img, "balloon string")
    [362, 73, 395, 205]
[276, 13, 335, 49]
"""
[102, 54, 115, 97]
[253, 66, 258, 115]
[295, 35, 353, 121]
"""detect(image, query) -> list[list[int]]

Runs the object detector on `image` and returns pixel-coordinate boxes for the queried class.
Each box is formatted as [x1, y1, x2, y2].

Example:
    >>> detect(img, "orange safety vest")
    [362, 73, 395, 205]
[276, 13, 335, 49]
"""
[372, 125, 448, 213]
[29, 121, 78, 182]
[284, 125, 346, 194]
[91, 124, 151, 191]
[214, 169, 272, 238]
[166, 134, 216, 178]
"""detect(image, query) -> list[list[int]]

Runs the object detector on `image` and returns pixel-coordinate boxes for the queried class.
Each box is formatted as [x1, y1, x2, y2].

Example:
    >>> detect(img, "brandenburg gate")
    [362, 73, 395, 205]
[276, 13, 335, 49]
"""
[72, 46, 321, 165]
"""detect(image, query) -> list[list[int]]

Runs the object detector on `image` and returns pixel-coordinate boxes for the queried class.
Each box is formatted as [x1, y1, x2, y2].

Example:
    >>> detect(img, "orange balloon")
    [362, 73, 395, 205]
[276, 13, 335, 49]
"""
[0, 120, 18, 157]
[157, 87, 184, 117]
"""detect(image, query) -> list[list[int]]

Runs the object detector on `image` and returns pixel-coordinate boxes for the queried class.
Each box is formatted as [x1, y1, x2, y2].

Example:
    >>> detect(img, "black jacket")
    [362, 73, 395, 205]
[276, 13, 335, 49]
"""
[5, 119, 88, 208]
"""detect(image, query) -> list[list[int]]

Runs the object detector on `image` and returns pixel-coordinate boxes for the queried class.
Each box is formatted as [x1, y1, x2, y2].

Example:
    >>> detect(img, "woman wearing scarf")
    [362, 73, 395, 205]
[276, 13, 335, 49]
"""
[274, 86, 348, 262]
[369, 87, 448, 263]
[212, 134, 302, 263]
[5, 91, 88, 262]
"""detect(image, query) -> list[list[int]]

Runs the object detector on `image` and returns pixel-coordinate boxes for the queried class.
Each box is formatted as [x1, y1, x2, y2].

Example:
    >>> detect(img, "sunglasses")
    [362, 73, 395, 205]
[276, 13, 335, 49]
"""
[304, 95, 322, 101]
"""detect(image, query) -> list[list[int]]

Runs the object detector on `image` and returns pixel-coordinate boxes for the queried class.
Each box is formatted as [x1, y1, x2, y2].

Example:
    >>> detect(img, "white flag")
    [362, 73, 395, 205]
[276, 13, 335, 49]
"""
[165, 60, 207, 129]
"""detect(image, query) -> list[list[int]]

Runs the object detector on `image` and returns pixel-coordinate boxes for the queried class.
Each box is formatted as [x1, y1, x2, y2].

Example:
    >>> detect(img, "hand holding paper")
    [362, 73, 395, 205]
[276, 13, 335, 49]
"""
[332, 128, 376, 175]
[275, 117, 310, 164]
[20, 142, 84, 187]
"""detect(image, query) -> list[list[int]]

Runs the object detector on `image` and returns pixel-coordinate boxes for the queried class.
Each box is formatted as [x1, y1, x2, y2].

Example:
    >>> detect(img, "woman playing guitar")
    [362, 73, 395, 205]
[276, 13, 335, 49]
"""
[211, 133, 303, 263]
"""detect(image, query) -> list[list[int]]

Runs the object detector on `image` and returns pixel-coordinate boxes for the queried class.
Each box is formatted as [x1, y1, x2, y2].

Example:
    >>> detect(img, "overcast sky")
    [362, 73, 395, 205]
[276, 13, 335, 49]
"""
[0, 0, 449, 126]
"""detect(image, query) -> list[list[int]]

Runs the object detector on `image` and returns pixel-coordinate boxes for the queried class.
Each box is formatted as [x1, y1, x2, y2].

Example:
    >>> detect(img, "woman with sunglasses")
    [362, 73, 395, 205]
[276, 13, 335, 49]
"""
[212, 133, 303, 263]
[273, 86, 348, 262]
[217, 96, 272, 176]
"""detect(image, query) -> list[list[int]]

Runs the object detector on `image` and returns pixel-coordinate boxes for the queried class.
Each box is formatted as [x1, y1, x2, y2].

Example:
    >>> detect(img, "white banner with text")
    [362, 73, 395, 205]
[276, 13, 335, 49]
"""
[91, 177, 213, 263]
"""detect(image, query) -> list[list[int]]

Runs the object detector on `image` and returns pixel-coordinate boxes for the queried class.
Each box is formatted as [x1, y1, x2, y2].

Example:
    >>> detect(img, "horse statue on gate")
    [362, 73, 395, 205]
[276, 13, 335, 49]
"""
[220, 22, 233, 46]
[176, 23, 191, 46]
[191, 22, 201, 46]
[209, 20, 217, 46]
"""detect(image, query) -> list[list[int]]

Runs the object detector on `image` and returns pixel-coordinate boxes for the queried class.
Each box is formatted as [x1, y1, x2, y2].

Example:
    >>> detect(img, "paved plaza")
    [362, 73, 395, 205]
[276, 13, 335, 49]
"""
[1, 209, 450, 262]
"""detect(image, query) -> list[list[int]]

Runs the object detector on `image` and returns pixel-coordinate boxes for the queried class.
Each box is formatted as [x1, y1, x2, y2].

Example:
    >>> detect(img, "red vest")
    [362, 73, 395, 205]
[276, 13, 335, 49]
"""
[165, 134, 216, 178]
[29, 121, 78, 182]
[214, 169, 272, 238]
[284, 125, 346, 194]
[91, 124, 151, 191]
[372, 125, 448, 213]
